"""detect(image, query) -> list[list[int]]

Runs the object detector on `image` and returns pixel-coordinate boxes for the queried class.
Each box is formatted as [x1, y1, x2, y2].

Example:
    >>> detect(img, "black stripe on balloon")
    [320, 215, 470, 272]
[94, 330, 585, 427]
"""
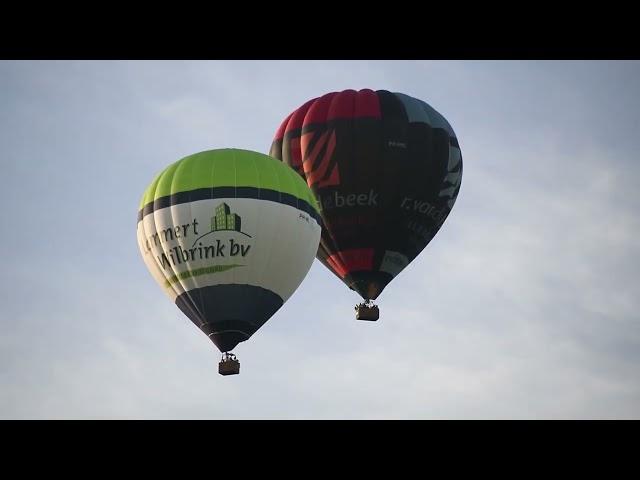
[137, 187, 321, 225]
[309, 131, 331, 173]
[450, 137, 459, 148]
[175, 284, 284, 353]
[283, 127, 303, 139]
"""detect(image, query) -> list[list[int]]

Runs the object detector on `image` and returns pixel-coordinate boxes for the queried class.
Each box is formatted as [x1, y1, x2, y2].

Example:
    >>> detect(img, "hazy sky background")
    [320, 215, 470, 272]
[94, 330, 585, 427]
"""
[1, 60, 639, 419]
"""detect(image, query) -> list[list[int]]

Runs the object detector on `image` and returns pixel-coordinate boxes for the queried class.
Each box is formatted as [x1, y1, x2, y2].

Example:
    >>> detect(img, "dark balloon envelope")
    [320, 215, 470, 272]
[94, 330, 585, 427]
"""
[270, 89, 462, 302]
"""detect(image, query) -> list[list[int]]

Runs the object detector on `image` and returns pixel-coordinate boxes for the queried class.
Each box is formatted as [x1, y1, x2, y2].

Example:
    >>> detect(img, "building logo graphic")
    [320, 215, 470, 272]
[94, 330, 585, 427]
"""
[211, 202, 243, 234]
[191, 202, 253, 249]
[150, 202, 254, 285]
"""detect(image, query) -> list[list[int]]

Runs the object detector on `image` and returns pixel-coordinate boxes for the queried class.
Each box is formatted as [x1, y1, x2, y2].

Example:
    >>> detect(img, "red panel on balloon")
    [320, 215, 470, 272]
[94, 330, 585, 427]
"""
[326, 248, 375, 278]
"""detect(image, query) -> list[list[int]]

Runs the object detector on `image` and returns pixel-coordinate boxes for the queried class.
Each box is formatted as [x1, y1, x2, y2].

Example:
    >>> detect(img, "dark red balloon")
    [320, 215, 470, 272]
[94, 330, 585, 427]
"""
[270, 89, 462, 301]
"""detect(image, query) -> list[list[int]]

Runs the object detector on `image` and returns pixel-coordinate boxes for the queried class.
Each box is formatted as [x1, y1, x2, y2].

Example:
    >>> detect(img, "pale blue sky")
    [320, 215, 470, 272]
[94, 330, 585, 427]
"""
[1, 60, 639, 418]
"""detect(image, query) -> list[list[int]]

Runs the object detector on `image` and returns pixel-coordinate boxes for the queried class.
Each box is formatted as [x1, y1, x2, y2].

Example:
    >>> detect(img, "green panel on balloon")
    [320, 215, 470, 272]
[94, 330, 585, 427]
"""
[139, 149, 319, 215]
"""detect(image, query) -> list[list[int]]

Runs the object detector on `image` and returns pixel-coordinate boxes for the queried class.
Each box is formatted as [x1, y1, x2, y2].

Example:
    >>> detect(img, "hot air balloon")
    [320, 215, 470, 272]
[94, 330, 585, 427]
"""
[136, 149, 321, 375]
[270, 89, 462, 321]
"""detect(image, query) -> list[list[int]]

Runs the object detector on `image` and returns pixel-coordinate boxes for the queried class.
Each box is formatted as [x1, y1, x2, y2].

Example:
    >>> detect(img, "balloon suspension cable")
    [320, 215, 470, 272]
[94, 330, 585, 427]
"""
[221, 352, 237, 362]
[356, 299, 376, 308]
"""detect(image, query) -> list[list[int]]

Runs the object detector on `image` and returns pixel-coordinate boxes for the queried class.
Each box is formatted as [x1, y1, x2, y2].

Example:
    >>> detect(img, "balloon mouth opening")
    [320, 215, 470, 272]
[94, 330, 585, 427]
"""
[208, 330, 251, 353]
[347, 271, 393, 301]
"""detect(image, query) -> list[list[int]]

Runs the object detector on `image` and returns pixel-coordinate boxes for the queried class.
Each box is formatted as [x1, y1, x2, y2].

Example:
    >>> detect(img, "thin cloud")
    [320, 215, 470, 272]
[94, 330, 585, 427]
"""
[1, 60, 639, 419]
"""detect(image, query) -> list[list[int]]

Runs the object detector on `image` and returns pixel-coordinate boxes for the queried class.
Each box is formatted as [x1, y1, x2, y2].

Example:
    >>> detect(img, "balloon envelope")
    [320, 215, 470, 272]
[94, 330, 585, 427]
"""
[137, 149, 321, 352]
[270, 89, 462, 301]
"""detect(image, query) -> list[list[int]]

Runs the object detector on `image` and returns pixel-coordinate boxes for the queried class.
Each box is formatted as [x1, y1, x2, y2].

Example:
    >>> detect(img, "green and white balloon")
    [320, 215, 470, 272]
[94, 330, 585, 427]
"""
[137, 149, 321, 353]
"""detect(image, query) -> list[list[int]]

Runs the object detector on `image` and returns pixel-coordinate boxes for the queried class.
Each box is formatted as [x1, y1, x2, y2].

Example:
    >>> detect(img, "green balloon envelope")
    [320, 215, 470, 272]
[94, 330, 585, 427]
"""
[137, 149, 321, 352]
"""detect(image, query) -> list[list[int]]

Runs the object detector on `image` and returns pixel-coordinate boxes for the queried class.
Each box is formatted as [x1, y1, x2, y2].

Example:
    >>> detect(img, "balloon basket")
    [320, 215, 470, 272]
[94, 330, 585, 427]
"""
[355, 302, 379, 321]
[219, 353, 240, 376]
